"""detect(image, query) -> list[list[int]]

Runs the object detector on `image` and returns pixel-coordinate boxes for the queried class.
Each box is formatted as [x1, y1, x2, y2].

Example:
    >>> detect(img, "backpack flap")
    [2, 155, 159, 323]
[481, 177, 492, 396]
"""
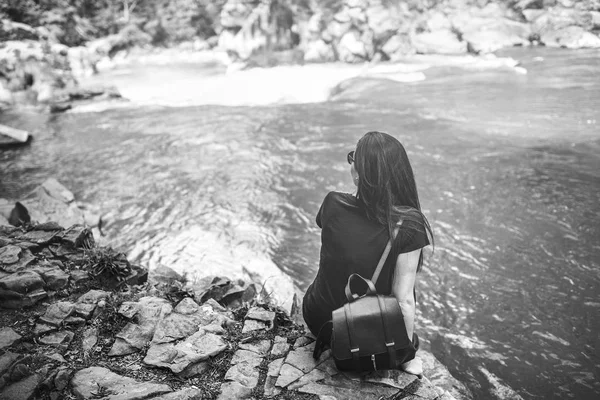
[331, 295, 412, 363]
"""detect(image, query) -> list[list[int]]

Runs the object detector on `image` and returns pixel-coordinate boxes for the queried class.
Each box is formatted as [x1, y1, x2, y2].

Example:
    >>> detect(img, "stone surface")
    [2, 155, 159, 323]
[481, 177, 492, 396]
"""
[0, 373, 39, 400]
[110, 296, 172, 356]
[246, 307, 276, 323]
[0, 327, 21, 349]
[82, 327, 98, 354]
[32, 266, 69, 291]
[54, 368, 71, 390]
[0, 245, 21, 264]
[224, 361, 260, 388]
[0, 271, 44, 293]
[0, 351, 20, 376]
[275, 363, 304, 388]
[39, 330, 74, 347]
[239, 339, 271, 356]
[0, 249, 34, 273]
[71, 367, 172, 400]
[217, 381, 253, 400]
[230, 349, 262, 368]
[143, 330, 228, 373]
[412, 30, 468, 55]
[542, 25, 600, 48]
[151, 387, 204, 399]
[242, 319, 269, 333]
[271, 335, 289, 358]
[39, 301, 75, 326]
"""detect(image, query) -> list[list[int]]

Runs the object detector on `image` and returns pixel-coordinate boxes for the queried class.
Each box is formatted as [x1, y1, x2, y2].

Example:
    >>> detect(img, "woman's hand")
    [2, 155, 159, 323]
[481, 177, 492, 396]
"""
[401, 357, 423, 377]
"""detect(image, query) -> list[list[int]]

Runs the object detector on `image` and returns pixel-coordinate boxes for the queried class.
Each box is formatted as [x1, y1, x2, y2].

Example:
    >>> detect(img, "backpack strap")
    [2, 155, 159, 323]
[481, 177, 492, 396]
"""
[313, 320, 332, 360]
[371, 227, 400, 285]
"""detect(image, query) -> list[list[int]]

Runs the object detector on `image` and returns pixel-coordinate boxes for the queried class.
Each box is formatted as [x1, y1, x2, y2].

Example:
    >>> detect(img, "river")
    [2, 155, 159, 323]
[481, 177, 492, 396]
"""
[0, 47, 598, 399]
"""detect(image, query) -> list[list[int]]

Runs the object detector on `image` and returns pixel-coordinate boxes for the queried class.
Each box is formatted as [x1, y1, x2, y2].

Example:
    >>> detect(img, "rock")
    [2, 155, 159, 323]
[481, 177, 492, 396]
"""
[275, 363, 303, 388]
[188, 275, 230, 304]
[271, 336, 289, 358]
[337, 30, 372, 62]
[82, 327, 98, 354]
[0, 245, 21, 264]
[0, 352, 20, 376]
[0, 374, 39, 400]
[224, 361, 260, 388]
[412, 30, 468, 55]
[54, 368, 71, 391]
[58, 225, 92, 248]
[217, 381, 253, 400]
[143, 330, 228, 373]
[45, 353, 66, 363]
[242, 319, 269, 333]
[221, 280, 256, 307]
[420, 349, 472, 399]
[151, 388, 204, 399]
[298, 375, 398, 399]
[362, 369, 417, 389]
[39, 301, 75, 326]
[293, 336, 314, 348]
[239, 339, 271, 356]
[109, 296, 172, 356]
[0, 271, 44, 294]
[39, 330, 74, 347]
[69, 269, 89, 286]
[303, 40, 336, 63]
[0, 328, 21, 349]
[541, 26, 600, 48]
[70, 367, 171, 400]
[246, 307, 275, 323]
[33, 323, 56, 336]
[381, 34, 415, 60]
[230, 349, 262, 368]
[19, 181, 86, 229]
[366, 2, 403, 42]
[0, 249, 35, 273]
[77, 289, 109, 304]
[284, 345, 325, 374]
[288, 368, 329, 391]
[0, 287, 47, 309]
[177, 361, 209, 378]
[31, 266, 69, 291]
[456, 18, 531, 53]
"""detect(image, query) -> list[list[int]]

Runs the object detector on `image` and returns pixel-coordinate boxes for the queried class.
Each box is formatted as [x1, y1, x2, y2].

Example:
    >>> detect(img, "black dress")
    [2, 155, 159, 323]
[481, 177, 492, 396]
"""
[302, 191, 429, 336]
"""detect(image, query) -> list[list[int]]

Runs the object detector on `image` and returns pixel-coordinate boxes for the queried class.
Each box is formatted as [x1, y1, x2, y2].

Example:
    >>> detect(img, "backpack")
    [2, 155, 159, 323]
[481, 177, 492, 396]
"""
[313, 230, 419, 372]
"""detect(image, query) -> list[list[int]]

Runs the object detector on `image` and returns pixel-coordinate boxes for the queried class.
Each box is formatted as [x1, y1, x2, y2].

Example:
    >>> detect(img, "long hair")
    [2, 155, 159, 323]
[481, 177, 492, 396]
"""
[354, 131, 433, 271]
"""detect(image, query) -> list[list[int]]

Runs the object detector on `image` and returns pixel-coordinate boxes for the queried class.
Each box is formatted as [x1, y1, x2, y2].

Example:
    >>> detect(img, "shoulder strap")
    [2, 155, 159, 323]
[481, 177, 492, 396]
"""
[371, 227, 400, 285]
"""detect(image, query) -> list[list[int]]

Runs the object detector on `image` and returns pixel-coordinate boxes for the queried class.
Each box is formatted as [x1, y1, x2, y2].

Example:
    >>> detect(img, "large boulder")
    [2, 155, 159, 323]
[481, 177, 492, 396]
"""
[541, 25, 600, 47]
[412, 30, 468, 55]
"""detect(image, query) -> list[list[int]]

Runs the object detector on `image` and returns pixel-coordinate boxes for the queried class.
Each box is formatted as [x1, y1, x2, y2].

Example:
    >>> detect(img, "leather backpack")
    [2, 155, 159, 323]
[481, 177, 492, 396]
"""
[313, 231, 419, 372]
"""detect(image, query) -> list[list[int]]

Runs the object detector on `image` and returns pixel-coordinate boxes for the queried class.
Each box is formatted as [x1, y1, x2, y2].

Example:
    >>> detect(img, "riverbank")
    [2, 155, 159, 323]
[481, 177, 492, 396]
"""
[2, 0, 600, 113]
[0, 197, 472, 399]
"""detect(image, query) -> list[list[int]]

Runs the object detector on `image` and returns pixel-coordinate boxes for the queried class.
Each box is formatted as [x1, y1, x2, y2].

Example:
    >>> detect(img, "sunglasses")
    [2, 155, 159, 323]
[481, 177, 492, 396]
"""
[347, 151, 355, 164]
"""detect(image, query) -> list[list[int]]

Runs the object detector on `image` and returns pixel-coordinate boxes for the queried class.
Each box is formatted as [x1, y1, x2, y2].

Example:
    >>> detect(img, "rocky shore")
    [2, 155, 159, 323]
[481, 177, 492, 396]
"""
[2, 1, 600, 112]
[0, 181, 472, 400]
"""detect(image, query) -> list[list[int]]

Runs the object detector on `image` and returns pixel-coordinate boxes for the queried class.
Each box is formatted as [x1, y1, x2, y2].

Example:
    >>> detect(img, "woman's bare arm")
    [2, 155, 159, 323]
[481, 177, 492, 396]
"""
[391, 248, 421, 340]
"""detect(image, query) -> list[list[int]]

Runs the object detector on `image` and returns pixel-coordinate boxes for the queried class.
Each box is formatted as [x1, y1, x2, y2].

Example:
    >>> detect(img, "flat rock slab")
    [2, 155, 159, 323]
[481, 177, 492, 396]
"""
[39, 330, 74, 347]
[0, 270, 44, 293]
[40, 301, 75, 326]
[0, 373, 39, 400]
[150, 387, 204, 399]
[0, 327, 21, 349]
[0, 351, 20, 376]
[0, 245, 21, 264]
[71, 367, 172, 400]
[143, 330, 228, 373]
[271, 335, 289, 358]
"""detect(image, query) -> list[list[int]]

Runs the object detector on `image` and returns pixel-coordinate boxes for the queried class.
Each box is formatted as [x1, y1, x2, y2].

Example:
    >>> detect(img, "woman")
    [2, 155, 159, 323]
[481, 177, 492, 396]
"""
[302, 131, 433, 375]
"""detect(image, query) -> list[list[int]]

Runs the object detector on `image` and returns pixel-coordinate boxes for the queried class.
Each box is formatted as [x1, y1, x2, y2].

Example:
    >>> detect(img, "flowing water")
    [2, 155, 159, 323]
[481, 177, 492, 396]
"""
[1, 47, 599, 399]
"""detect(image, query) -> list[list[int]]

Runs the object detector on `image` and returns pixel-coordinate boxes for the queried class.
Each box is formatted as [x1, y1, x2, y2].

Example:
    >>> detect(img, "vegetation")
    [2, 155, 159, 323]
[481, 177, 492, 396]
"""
[0, 0, 227, 46]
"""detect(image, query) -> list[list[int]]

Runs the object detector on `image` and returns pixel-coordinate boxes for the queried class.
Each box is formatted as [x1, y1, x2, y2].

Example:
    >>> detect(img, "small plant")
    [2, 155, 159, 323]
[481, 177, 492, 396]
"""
[84, 246, 132, 281]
